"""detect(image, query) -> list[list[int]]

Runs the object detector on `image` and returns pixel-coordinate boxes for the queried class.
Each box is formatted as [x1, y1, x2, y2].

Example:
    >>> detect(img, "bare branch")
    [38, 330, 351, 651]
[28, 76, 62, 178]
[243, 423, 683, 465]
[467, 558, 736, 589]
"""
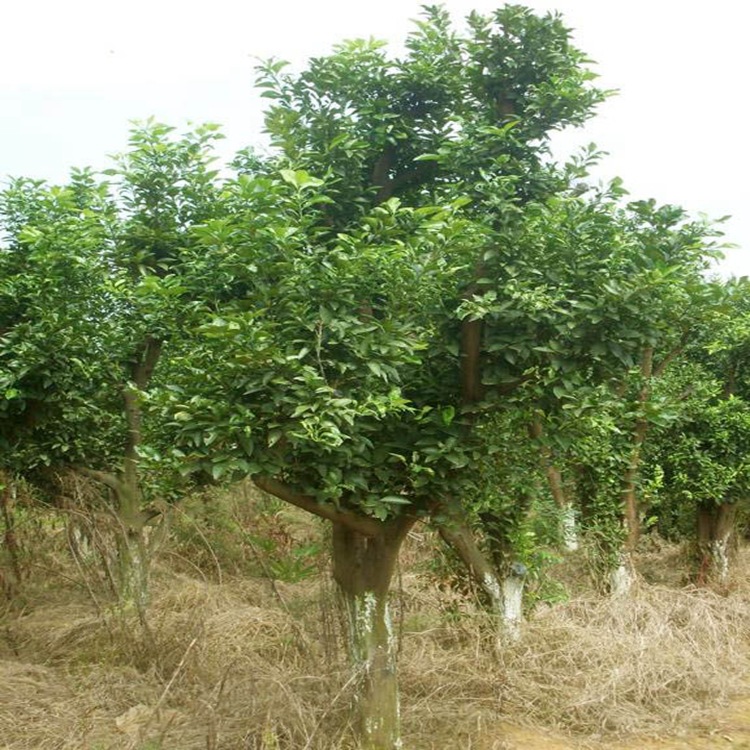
[75, 467, 125, 496]
[253, 476, 383, 537]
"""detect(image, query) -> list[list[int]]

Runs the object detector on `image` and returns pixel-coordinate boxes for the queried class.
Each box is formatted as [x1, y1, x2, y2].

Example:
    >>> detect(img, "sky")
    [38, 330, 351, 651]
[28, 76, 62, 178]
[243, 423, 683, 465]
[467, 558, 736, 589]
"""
[1, 0, 748, 275]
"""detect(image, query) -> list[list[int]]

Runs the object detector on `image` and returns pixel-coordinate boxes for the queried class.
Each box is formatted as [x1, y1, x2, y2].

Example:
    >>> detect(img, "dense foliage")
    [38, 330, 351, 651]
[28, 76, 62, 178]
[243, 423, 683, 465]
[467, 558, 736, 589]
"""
[1, 6, 747, 749]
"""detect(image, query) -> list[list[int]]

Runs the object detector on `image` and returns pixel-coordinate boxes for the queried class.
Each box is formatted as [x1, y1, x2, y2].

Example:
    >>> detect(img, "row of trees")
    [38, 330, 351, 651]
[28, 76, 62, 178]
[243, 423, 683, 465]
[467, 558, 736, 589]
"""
[2, 6, 748, 749]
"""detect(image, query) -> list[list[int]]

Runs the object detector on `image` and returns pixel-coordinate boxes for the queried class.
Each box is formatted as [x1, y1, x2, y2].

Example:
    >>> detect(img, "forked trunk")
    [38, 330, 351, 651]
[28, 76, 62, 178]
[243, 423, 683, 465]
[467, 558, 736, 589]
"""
[331, 518, 414, 750]
[696, 501, 736, 585]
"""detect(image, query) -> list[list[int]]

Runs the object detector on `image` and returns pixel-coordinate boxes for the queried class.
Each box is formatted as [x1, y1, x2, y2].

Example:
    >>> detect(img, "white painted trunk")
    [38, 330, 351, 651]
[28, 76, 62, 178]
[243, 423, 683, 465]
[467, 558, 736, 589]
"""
[117, 531, 151, 628]
[609, 554, 635, 597]
[482, 572, 504, 619]
[501, 575, 525, 642]
[344, 591, 401, 750]
[709, 538, 730, 583]
[331, 523, 408, 750]
[561, 505, 579, 551]
[484, 569, 525, 643]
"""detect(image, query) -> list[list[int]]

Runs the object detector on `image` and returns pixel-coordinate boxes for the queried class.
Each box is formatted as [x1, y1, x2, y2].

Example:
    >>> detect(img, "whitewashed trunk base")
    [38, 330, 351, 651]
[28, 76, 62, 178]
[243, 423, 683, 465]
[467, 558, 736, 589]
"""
[710, 538, 730, 583]
[561, 506, 579, 551]
[610, 556, 635, 597]
[501, 575, 525, 642]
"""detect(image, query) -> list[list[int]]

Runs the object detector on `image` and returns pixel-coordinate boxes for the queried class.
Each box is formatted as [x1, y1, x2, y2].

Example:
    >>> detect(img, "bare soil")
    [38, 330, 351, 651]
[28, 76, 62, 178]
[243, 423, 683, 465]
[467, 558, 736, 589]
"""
[497, 696, 750, 750]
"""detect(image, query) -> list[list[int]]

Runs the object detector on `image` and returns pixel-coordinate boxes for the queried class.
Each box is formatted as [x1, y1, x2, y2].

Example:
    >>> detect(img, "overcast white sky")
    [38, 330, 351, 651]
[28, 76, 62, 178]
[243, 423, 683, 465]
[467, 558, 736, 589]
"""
[1, 0, 748, 275]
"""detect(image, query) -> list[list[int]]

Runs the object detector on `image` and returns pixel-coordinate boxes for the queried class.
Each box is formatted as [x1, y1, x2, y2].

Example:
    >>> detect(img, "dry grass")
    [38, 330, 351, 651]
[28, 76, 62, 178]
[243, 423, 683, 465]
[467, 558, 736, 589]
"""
[501, 582, 750, 734]
[1, 570, 357, 749]
[396, 546, 750, 746]
[1, 516, 750, 749]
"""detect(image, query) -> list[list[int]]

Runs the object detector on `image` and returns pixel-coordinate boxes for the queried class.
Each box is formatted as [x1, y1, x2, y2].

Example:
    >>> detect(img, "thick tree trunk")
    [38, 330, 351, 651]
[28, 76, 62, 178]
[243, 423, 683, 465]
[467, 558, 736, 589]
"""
[696, 501, 736, 585]
[331, 517, 414, 750]
[116, 522, 150, 616]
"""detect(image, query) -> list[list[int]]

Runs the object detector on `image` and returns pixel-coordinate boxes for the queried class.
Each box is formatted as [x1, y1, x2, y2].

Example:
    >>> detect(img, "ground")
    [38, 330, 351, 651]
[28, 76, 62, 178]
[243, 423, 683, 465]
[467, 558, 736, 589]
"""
[1, 497, 749, 749]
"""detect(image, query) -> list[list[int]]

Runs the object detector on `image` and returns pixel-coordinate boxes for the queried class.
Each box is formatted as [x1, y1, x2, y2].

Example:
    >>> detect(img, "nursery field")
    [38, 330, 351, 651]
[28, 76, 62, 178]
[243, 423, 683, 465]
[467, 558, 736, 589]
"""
[2, 490, 749, 750]
[3, 7, 750, 749]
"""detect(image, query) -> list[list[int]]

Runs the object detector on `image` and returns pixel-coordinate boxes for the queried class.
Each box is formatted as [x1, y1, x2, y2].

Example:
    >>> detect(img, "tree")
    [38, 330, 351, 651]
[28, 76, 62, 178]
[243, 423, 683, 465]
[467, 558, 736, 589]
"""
[646, 279, 750, 583]
[0, 5, 729, 747]
[164, 7, 608, 748]
[0, 122, 224, 620]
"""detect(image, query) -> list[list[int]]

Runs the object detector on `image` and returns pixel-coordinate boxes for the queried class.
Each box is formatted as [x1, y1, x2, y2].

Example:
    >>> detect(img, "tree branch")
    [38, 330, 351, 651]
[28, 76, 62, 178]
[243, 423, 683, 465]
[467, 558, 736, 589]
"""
[132, 336, 163, 390]
[528, 419, 568, 510]
[253, 476, 384, 537]
[435, 499, 503, 608]
[75, 467, 125, 496]
[653, 344, 682, 379]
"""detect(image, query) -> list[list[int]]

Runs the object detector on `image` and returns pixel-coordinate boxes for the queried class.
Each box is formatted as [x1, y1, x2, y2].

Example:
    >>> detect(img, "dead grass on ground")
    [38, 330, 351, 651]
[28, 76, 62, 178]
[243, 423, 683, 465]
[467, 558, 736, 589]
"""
[501, 581, 750, 734]
[397, 546, 750, 746]
[1, 527, 750, 749]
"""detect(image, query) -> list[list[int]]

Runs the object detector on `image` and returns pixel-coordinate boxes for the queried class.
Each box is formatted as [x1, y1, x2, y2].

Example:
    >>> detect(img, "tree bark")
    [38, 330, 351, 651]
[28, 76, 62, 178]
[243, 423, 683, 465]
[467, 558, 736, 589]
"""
[437, 504, 525, 642]
[696, 500, 736, 585]
[437, 516, 504, 620]
[75, 336, 162, 627]
[621, 346, 654, 553]
[528, 420, 578, 550]
[331, 517, 415, 750]
[609, 552, 637, 597]
[0, 474, 22, 599]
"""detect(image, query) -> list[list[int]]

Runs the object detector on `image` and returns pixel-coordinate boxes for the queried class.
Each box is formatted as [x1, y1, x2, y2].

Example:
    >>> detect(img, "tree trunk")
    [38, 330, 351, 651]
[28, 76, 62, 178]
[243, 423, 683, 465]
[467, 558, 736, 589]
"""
[0, 474, 22, 599]
[609, 552, 636, 597]
[500, 569, 526, 642]
[696, 501, 736, 585]
[437, 518, 504, 619]
[621, 347, 654, 553]
[437, 510, 525, 643]
[116, 522, 150, 613]
[116, 335, 161, 624]
[560, 504, 579, 551]
[331, 517, 414, 750]
[528, 420, 578, 551]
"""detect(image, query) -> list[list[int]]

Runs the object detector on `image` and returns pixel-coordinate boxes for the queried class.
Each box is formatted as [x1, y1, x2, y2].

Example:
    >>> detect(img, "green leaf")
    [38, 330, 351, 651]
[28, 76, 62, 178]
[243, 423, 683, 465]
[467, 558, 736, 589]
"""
[441, 406, 456, 425]
[380, 495, 411, 505]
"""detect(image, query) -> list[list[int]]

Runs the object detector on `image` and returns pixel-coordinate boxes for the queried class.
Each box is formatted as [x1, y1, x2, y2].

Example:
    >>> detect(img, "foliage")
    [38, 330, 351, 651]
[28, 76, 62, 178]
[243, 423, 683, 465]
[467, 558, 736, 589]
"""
[0, 122, 224, 493]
